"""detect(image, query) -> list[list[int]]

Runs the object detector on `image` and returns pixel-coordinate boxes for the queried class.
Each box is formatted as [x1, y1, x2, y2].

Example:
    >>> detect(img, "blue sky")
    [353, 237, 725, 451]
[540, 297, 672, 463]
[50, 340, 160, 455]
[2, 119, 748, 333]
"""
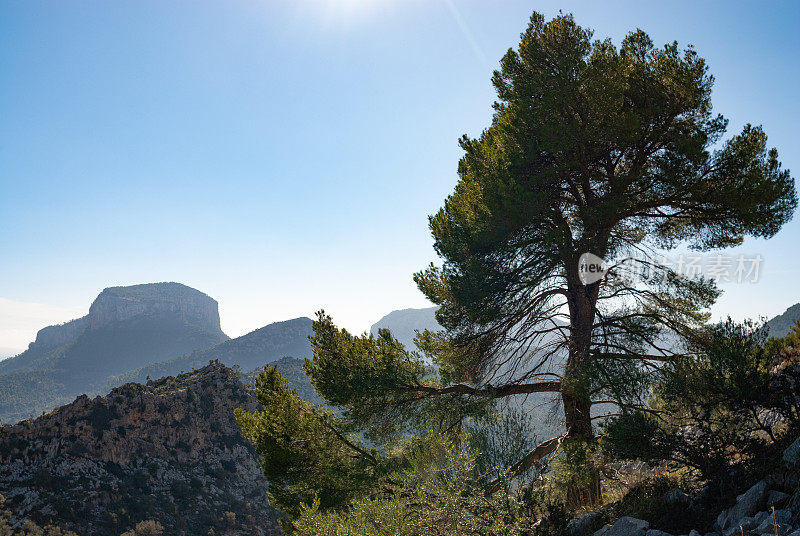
[1, 0, 798, 352]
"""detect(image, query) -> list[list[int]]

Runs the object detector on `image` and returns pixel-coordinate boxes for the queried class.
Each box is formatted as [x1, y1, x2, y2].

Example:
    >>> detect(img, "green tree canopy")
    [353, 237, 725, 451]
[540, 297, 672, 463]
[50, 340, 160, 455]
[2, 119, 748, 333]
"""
[412, 11, 795, 504]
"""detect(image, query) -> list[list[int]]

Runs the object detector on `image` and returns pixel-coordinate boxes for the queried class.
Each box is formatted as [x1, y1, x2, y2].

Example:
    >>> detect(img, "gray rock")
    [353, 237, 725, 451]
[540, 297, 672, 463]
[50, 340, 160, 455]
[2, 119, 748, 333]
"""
[646, 530, 674, 536]
[767, 491, 791, 508]
[739, 517, 761, 531]
[716, 480, 770, 530]
[594, 525, 611, 536]
[775, 509, 793, 525]
[756, 510, 793, 534]
[756, 518, 774, 533]
[689, 531, 701, 536]
[568, 512, 601, 536]
[605, 517, 650, 536]
[755, 512, 770, 524]
[783, 436, 800, 465]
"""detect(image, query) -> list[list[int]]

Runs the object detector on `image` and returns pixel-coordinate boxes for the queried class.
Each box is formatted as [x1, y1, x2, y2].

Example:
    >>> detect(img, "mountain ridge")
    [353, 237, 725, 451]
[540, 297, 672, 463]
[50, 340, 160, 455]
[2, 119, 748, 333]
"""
[370, 306, 441, 350]
[106, 317, 315, 391]
[766, 302, 800, 337]
[0, 283, 230, 423]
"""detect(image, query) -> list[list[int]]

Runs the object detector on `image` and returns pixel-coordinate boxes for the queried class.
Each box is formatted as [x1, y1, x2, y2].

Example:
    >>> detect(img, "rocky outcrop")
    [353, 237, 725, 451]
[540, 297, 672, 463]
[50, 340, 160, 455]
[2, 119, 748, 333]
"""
[595, 517, 649, 536]
[715, 480, 770, 531]
[28, 317, 90, 353]
[87, 283, 224, 334]
[25, 283, 224, 356]
[580, 437, 800, 536]
[0, 362, 280, 536]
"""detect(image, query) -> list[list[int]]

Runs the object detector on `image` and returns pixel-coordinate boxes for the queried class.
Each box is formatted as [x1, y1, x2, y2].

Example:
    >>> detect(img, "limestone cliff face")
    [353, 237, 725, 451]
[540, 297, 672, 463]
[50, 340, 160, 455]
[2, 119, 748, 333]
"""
[0, 362, 280, 535]
[27, 283, 224, 354]
[87, 283, 223, 334]
[29, 317, 90, 353]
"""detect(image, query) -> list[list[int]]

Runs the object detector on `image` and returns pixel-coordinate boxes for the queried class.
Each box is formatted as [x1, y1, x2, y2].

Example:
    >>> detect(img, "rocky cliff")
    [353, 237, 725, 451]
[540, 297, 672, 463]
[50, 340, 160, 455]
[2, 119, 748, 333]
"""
[25, 283, 224, 356]
[0, 362, 281, 536]
[86, 283, 224, 334]
[28, 317, 90, 354]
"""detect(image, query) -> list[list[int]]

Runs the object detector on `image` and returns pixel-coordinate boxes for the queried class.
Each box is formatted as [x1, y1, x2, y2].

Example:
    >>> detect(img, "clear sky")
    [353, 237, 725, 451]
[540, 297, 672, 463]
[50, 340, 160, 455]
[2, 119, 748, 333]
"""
[1, 0, 798, 354]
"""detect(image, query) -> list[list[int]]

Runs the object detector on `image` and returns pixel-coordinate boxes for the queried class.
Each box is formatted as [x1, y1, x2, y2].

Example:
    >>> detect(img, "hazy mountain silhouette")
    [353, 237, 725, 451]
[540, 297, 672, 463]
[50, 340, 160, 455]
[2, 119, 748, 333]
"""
[106, 317, 314, 389]
[0, 283, 228, 423]
[370, 306, 441, 350]
[766, 302, 800, 337]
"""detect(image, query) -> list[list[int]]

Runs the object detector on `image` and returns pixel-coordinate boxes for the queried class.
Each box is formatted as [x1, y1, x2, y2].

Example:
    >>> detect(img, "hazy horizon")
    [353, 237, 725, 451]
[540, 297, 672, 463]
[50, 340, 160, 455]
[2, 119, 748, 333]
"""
[0, 288, 439, 357]
[2, 1, 799, 351]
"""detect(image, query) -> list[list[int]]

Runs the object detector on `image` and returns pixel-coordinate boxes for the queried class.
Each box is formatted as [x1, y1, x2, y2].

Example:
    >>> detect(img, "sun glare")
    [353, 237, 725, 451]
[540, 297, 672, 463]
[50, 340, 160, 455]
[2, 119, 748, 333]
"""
[296, 0, 399, 26]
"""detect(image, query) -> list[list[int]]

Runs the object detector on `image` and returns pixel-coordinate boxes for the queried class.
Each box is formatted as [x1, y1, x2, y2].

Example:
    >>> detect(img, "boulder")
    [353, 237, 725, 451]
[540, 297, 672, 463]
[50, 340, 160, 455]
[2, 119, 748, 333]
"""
[768, 491, 790, 509]
[605, 517, 650, 536]
[755, 510, 793, 535]
[716, 480, 770, 530]
[783, 436, 800, 465]
[726, 516, 759, 533]
[775, 509, 793, 525]
[568, 512, 601, 536]
[594, 526, 611, 536]
[646, 530, 674, 536]
[755, 512, 770, 525]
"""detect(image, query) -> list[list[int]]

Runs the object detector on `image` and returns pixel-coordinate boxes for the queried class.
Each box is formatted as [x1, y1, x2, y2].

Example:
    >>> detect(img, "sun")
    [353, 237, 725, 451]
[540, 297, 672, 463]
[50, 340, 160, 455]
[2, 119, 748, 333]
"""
[299, 0, 398, 23]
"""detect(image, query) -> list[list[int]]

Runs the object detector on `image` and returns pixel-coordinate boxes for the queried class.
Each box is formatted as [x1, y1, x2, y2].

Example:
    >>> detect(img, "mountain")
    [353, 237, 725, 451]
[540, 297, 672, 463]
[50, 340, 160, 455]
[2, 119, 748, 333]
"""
[766, 302, 800, 338]
[243, 356, 323, 404]
[105, 317, 314, 390]
[0, 283, 229, 423]
[0, 362, 281, 535]
[370, 306, 441, 350]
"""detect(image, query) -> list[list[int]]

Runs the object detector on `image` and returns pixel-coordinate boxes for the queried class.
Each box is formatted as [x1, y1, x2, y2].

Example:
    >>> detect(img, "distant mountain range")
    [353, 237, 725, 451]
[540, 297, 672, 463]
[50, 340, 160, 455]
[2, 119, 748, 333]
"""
[0, 284, 441, 423]
[370, 306, 441, 350]
[766, 302, 800, 337]
[105, 317, 316, 398]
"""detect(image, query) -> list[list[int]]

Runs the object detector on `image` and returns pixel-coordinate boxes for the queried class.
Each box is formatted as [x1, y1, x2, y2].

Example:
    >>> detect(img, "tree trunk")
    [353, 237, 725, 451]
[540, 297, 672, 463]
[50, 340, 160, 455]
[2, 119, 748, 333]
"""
[562, 278, 602, 508]
[562, 387, 601, 508]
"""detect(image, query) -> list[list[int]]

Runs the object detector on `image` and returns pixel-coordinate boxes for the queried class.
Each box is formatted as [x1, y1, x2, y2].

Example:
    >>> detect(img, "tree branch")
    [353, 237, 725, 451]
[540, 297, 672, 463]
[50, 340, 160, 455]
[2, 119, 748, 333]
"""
[485, 435, 566, 494]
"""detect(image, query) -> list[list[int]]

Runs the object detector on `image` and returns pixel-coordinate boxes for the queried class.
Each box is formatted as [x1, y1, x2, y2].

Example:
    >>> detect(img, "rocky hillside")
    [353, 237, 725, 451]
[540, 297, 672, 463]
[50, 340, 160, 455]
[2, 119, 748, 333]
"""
[0, 362, 281, 536]
[0, 283, 229, 423]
